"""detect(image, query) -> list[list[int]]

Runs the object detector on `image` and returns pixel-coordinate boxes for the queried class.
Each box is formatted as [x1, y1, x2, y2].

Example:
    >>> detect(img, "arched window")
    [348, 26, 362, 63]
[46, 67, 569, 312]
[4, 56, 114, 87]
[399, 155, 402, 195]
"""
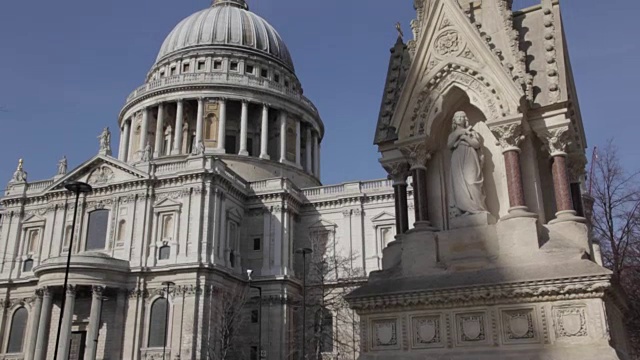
[26, 229, 39, 254]
[148, 298, 168, 348]
[86, 210, 109, 251]
[117, 220, 127, 243]
[6, 307, 28, 353]
[158, 245, 171, 260]
[204, 114, 219, 141]
[161, 215, 174, 241]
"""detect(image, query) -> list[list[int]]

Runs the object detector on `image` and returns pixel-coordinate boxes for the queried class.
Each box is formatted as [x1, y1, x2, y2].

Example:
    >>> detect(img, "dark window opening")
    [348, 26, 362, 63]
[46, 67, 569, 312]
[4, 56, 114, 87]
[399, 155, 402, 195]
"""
[182, 63, 190, 73]
[22, 259, 33, 272]
[253, 238, 261, 251]
[148, 298, 168, 347]
[274, 73, 280, 83]
[197, 61, 205, 71]
[260, 69, 268, 78]
[247, 137, 254, 157]
[7, 307, 28, 353]
[86, 209, 109, 251]
[159, 245, 171, 260]
[213, 60, 223, 70]
[246, 64, 255, 74]
[250, 346, 258, 360]
[230, 61, 239, 71]
[225, 135, 237, 155]
[251, 309, 259, 323]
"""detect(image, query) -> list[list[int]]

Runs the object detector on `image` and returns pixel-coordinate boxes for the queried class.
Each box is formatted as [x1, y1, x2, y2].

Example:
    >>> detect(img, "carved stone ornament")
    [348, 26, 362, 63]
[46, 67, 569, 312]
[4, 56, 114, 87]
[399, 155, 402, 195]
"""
[412, 316, 442, 347]
[502, 309, 536, 343]
[10, 159, 28, 183]
[458, 314, 486, 342]
[491, 123, 525, 151]
[567, 152, 588, 183]
[373, 319, 399, 348]
[400, 141, 431, 170]
[98, 127, 112, 156]
[88, 166, 115, 185]
[554, 306, 587, 338]
[57, 156, 68, 176]
[382, 161, 410, 185]
[538, 127, 572, 156]
[435, 30, 463, 57]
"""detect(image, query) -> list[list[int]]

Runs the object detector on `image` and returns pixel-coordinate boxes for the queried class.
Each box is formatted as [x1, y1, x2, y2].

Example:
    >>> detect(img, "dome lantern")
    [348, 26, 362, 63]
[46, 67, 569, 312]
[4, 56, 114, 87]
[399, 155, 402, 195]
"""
[212, 0, 248, 10]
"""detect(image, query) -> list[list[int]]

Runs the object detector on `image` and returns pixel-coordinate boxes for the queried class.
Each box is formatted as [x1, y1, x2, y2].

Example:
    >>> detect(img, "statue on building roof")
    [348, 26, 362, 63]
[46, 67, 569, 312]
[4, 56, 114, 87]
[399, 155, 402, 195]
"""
[11, 159, 27, 183]
[57, 156, 68, 176]
[447, 111, 487, 215]
[98, 127, 112, 156]
[395, 22, 404, 40]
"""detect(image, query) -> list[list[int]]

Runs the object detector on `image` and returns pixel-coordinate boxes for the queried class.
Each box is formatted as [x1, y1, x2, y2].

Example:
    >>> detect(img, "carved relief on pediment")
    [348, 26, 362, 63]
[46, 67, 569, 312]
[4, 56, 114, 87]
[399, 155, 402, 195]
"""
[87, 166, 115, 185]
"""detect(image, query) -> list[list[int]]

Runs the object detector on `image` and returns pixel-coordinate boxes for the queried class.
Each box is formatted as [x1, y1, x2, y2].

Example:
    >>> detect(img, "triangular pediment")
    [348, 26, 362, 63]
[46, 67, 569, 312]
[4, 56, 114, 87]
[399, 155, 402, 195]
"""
[370, 211, 395, 223]
[390, 0, 526, 140]
[154, 198, 182, 208]
[45, 155, 149, 192]
[309, 219, 337, 230]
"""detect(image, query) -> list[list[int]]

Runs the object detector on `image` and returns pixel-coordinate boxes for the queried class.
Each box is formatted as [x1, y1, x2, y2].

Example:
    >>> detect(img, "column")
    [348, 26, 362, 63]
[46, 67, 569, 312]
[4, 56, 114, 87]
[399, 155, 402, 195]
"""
[84, 286, 104, 360]
[295, 119, 301, 167]
[34, 287, 53, 360]
[260, 104, 270, 159]
[172, 100, 184, 155]
[128, 116, 137, 160]
[491, 123, 536, 219]
[195, 98, 204, 147]
[539, 128, 583, 223]
[400, 143, 435, 230]
[57, 285, 77, 360]
[239, 100, 249, 156]
[312, 131, 319, 177]
[25, 289, 43, 360]
[383, 161, 410, 234]
[119, 120, 131, 162]
[279, 111, 288, 163]
[154, 104, 165, 158]
[139, 108, 149, 152]
[217, 99, 227, 152]
[305, 127, 312, 173]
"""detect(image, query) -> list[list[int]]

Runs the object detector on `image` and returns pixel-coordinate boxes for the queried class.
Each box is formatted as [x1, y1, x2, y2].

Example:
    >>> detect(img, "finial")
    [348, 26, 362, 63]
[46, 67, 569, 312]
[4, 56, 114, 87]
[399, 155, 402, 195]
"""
[11, 159, 27, 183]
[395, 22, 404, 40]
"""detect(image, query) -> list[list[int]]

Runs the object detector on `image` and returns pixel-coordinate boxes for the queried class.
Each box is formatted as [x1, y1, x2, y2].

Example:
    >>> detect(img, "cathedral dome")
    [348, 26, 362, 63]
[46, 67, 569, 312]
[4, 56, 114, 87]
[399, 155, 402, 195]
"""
[156, 0, 294, 71]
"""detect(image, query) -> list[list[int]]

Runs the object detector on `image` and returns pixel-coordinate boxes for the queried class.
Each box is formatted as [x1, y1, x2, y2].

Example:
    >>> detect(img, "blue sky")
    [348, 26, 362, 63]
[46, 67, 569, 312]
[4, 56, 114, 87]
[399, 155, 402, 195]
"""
[0, 0, 638, 187]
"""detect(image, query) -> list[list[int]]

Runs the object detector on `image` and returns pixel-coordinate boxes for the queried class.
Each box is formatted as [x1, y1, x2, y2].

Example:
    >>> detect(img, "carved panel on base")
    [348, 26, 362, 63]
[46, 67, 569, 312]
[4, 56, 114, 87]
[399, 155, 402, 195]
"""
[500, 307, 539, 344]
[411, 314, 444, 349]
[371, 318, 401, 351]
[455, 312, 489, 346]
[553, 305, 588, 339]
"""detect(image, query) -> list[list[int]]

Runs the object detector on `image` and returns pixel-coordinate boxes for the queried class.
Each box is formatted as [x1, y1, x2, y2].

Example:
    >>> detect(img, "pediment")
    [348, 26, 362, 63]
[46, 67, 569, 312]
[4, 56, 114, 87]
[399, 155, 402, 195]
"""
[391, 0, 526, 141]
[227, 207, 244, 222]
[45, 155, 149, 192]
[309, 219, 337, 230]
[154, 198, 182, 208]
[22, 214, 46, 224]
[370, 211, 395, 223]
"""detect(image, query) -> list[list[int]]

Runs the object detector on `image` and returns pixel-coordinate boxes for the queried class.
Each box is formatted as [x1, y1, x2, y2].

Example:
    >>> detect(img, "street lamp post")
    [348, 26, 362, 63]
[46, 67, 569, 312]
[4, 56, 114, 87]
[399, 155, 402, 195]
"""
[161, 281, 175, 360]
[247, 270, 263, 359]
[53, 181, 92, 360]
[295, 247, 312, 360]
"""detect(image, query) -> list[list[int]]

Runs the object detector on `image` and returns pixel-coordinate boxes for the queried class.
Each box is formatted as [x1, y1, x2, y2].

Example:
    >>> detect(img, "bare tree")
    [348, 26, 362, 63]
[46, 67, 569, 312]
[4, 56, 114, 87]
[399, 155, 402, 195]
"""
[589, 140, 640, 351]
[206, 284, 251, 360]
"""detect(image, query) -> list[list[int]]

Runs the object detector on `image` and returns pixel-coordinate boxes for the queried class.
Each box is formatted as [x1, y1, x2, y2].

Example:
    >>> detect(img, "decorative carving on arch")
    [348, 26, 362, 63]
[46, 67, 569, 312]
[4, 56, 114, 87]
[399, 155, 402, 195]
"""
[401, 66, 510, 140]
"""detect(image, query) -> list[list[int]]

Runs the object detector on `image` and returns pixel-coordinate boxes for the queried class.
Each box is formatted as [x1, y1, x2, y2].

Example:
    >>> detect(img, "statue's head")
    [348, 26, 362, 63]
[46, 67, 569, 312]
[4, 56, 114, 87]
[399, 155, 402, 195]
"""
[452, 111, 469, 130]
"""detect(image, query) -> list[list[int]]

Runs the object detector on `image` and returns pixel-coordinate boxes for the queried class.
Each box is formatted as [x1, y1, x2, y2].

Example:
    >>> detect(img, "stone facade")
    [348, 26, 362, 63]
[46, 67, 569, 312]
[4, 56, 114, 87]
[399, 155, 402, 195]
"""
[348, 0, 630, 359]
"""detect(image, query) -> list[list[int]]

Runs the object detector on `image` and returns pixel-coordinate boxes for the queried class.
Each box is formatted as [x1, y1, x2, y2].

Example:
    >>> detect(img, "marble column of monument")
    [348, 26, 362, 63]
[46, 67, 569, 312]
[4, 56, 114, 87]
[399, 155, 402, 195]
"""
[492, 123, 537, 219]
[195, 98, 204, 147]
[57, 285, 77, 360]
[401, 142, 436, 231]
[217, 99, 227, 153]
[172, 100, 184, 155]
[279, 111, 288, 163]
[260, 104, 270, 159]
[139, 108, 150, 157]
[154, 103, 165, 158]
[384, 161, 411, 234]
[84, 286, 104, 360]
[33, 287, 53, 360]
[25, 289, 43, 360]
[119, 120, 131, 162]
[239, 100, 249, 156]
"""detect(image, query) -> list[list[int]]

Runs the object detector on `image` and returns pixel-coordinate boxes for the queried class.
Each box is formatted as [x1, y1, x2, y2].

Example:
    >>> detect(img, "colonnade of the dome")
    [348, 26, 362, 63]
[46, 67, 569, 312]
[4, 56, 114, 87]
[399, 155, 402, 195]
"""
[118, 97, 321, 178]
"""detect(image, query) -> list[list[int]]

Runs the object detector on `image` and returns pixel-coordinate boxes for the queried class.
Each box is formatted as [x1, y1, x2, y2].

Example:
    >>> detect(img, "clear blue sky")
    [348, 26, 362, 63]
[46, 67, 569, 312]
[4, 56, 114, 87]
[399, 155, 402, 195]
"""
[0, 0, 638, 186]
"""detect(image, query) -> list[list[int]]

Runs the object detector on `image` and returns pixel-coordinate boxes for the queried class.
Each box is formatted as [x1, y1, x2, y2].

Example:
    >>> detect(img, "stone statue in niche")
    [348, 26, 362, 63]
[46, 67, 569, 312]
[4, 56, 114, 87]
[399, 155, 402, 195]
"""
[447, 111, 487, 216]
[98, 127, 112, 155]
[141, 143, 153, 162]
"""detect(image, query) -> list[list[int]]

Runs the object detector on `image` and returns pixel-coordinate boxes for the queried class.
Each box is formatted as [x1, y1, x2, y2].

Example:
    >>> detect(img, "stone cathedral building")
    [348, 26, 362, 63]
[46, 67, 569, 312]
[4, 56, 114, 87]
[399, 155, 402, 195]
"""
[0, 1, 630, 360]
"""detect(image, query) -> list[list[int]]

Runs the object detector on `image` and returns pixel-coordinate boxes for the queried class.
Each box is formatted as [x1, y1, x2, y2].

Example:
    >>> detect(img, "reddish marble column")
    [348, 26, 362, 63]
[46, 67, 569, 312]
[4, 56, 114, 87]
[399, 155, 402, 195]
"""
[551, 154, 573, 212]
[504, 150, 526, 208]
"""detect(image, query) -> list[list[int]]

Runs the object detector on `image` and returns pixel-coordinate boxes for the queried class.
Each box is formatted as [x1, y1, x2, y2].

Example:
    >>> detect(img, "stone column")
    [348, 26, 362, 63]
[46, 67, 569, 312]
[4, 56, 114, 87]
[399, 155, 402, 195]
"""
[491, 123, 536, 219]
[139, 108, 149, 154]
[401, 142, 435, 230]
[295, 119, 301, 167]
[279, 111, 288, 163]
[312, 131, 319, 177]
[305, 127, 312, 173]
[173, 100, 184, 155]
[260, 104, 270, 159]
[239, 100, 249, 156]
[25, 289, 43, 360]
[57, 285, 77, 360]
[34, 287, 53, 360]
[217, 98, 227, 152]
[383, 161, 411, 234]
[128, 116, 137, 160]
[84, 286, 104, 360]
[195, 98, 204, 147]
[539, 128, 584, 223]
[119, 120, 131, 162]
[154, 103, 165, 158]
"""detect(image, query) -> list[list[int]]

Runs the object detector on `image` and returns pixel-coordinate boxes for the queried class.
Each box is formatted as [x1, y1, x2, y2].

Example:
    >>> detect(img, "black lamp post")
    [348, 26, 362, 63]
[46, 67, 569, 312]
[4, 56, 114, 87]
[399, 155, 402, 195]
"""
[161, 281, 175, 360]
[247, 270, 263, 359]
[295, 247, 312, 360]
[53, 181, 92, 360]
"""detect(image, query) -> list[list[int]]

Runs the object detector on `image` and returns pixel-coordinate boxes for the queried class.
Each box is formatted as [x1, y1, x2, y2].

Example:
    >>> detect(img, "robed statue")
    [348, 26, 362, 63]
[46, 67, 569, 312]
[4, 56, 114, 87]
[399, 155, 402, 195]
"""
[11, 159, 27, 183]
[98, 127, 112, 155]
[447, 111, 487, 215]
[57, 156, 67, 176]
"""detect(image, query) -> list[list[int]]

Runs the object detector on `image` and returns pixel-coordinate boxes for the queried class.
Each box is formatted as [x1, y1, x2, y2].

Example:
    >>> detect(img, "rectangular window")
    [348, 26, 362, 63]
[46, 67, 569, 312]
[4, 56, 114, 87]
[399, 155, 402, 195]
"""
[246, 64, 255, 74]
[274, 73, 280, 83]
[230, 61, 239, 71]
[213, 60, 223, 70]
[197, 60, 206, 71]
[260, 68, 268, 78]
[159, 71, 165, 78]
[182, 63, 190, 73]
[170, 66, 177, 76]
[225, 135, 237, 155]
[253, 238, 261, 251]
[250, 346, 258, 360]
[285, 80, 290, 88]
[86, 210, 109, 251]
[251, 309, 259, 323]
